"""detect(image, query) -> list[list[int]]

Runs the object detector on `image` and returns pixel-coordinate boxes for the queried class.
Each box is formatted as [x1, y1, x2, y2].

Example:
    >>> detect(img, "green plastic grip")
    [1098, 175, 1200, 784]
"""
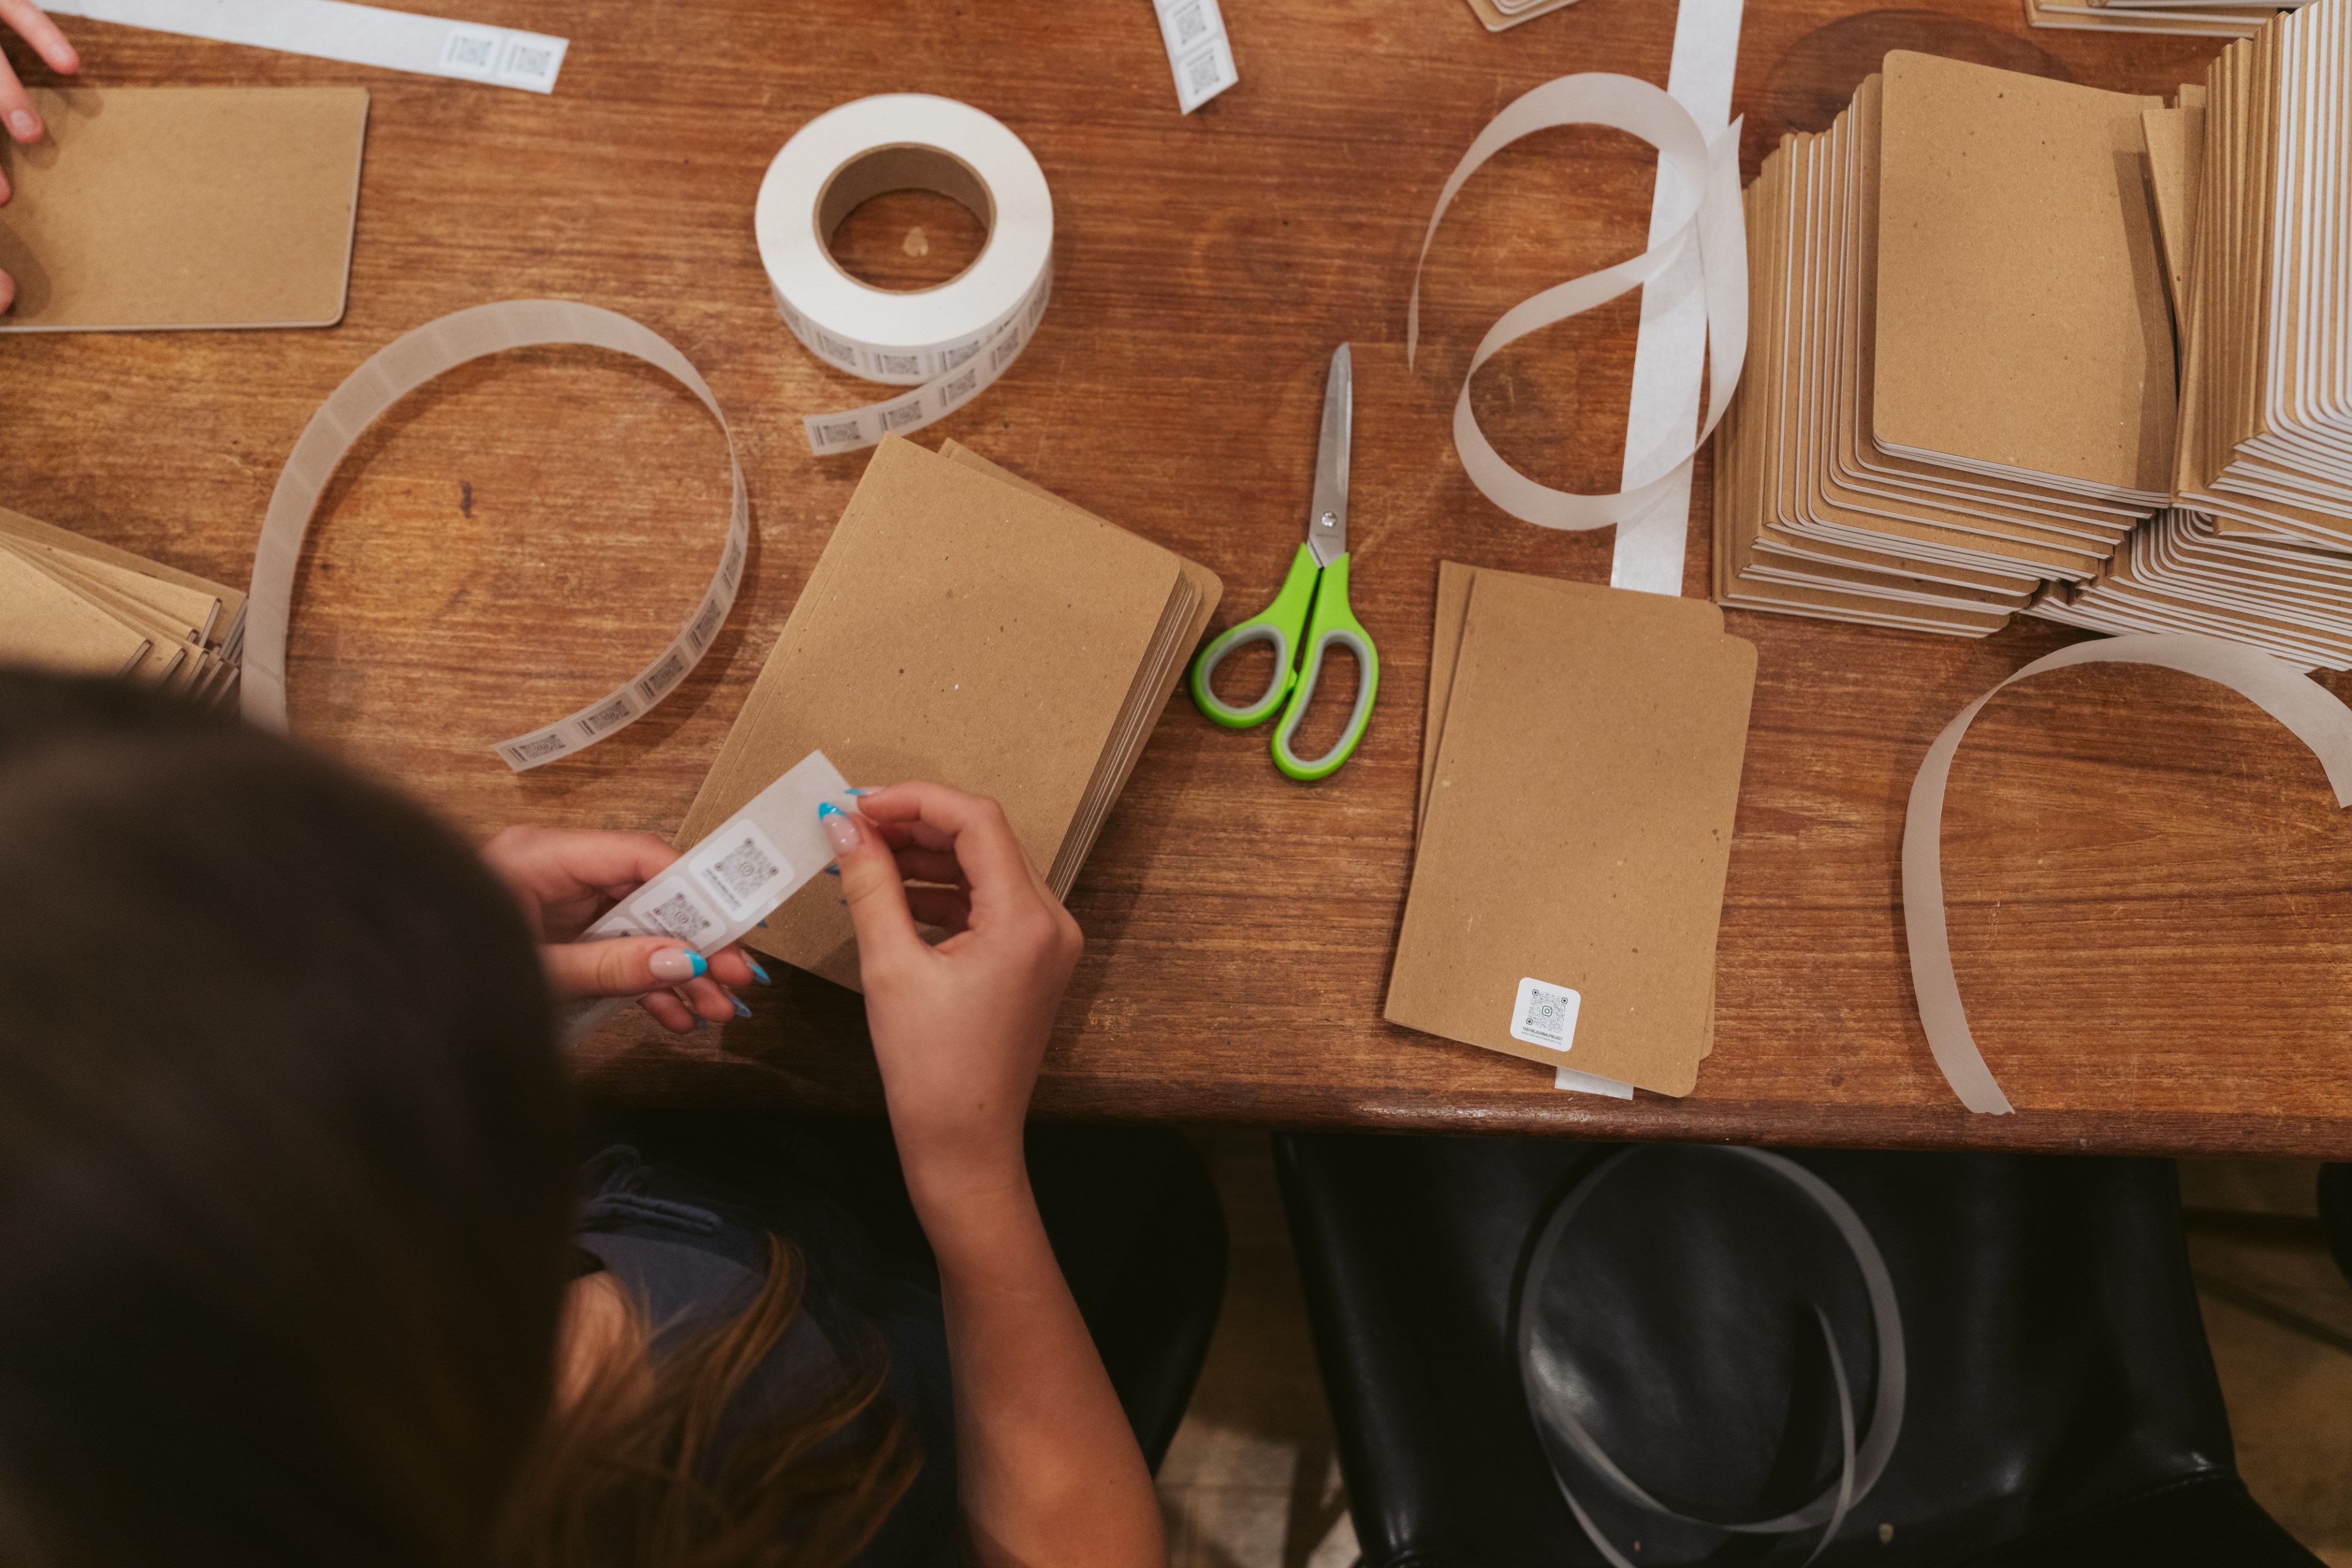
[1271, 552, 1378, 782]
[1189, 542, 1321, 728]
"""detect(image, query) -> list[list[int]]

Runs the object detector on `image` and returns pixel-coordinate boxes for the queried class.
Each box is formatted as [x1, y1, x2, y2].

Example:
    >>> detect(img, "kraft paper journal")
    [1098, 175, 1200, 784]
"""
[0, 86, 367, 332]
[243, 300, 747, 771]
[1902, 632, 2352, 1114]
[0, 505, 245, 701]
[1390, 565, 1756, 1096]
[1712, 56, 2178, 639]
[679, 435, 1220, 991]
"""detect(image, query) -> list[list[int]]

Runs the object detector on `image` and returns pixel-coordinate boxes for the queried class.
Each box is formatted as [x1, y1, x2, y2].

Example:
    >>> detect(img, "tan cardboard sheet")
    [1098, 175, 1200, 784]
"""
[1871, 53, 2174, 499]
[0, 86, 368, 331]
[678, 435, 1194, 990]
[1389, 568, 1755, 1094]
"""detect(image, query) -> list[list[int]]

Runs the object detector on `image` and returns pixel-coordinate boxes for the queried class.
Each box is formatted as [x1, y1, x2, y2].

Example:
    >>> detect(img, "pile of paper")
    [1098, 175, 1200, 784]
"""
[678, 435, 1219, 990]
[1712, 54, 2178, 637]
[0, 505, 244, 701]
[1385, 564, 1755, 1097]
[2026, 0, 2296, 40]
[2025, 0, 2352, 667]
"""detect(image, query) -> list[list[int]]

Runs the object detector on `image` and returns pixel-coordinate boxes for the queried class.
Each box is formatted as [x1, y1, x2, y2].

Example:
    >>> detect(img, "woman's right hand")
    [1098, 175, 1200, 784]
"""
[825, 782, 1081, 1214]
[0, 0, 82, 314]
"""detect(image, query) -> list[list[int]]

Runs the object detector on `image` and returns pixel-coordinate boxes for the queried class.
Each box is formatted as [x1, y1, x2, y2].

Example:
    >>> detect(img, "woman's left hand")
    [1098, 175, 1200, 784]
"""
[0, 0, 83, 314]
[479, 825, 766, 1033]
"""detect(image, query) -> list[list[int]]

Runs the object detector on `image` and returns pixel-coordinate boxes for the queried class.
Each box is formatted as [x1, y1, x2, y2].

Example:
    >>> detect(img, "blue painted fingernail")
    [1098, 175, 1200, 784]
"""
[732, 997, 752, 1020]
[756, 919, 768, 928]
[747, 958, 772, 986]
[694, 1018, 710, 1033]
[817, 801, 842, 817]
[823, 865, 841, 876]
[845, 786, 874, 796]
[650, 948, 708, 982]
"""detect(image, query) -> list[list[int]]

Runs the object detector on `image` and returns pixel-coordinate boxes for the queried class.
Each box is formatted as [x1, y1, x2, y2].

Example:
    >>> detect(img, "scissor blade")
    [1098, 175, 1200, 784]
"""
[1308, 343, 1351, 567]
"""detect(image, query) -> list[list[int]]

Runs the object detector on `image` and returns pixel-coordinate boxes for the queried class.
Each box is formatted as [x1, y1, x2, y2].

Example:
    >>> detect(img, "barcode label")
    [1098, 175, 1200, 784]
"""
[441, 24, 500, 74]
[691, 822, 795, 914]
[1169, 1, 1211, 47]
[1509, 976, 1581, 1052]
[636, 878, 722, 945]
[880, 400, 928, 431]
[813, 418, 864, 448]
[504, 729, 570, 766]
[637, 649, 689, 703]
[876, 351, 923, 375]
[576, 693, 636, 736]
[497, 38, 560, 87]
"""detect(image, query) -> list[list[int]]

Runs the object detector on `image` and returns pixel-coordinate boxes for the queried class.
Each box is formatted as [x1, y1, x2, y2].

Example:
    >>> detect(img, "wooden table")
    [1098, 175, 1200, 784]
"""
[6, 0, 2343, 1159]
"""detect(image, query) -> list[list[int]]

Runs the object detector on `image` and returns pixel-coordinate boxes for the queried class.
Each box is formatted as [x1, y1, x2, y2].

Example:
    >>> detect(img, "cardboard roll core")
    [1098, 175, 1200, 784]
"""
[815, 145, 994, 296]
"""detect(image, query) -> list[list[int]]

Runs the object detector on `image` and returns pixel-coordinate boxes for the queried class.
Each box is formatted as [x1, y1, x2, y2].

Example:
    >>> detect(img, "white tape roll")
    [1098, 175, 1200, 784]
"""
[243, 300, 749, 772]
[756, 95, 1055, 456]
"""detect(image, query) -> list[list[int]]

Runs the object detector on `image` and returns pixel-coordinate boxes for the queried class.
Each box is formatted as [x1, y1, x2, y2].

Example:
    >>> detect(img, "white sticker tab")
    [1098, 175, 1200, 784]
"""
[691, 821, 795, 915]
[632, 876, 725, 947]
[1510, 976, 1582, 1052]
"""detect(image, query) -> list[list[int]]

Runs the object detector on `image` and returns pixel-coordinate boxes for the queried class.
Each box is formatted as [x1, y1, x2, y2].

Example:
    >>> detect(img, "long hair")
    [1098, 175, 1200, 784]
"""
[501, 1232, 922, 1568]
[0, 670, 575, 1567]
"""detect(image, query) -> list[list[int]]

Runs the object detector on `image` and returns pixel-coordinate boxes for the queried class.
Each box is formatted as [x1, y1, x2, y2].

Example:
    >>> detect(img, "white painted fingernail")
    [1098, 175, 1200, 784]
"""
[9, 112, 41, 140]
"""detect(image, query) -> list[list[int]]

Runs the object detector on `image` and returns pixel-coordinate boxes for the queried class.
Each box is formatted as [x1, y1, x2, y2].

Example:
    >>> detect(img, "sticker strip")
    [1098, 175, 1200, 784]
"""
[1407, 74, 1747, 532]
[1149, 0, 1239, 114]
[1903, 633, 2352, 1113]
[241, 298, 749, 771]
[43, 0, 568, 93]
[559, 749, 854, 1042]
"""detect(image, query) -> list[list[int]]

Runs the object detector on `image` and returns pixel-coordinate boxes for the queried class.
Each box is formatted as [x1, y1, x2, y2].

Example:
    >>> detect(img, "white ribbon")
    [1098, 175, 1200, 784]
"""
[1903, 633, 2352, 1113]
[1408, 74, 1747, 532]
[243, 300, 749, 772]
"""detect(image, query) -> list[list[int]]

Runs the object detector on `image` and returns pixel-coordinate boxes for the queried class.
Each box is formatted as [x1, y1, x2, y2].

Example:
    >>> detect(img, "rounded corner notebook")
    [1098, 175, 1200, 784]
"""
[0, 85, 369, 333]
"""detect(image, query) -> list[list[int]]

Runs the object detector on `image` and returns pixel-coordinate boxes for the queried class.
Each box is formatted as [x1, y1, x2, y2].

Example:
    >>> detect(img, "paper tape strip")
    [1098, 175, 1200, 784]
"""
[1903, 633, 2352, 1114]
[560, 749, 854, 1043]
[243, 299, 749, 772]
[1611, 0, 1745, 597]
[43, 0, 567, 92]
[1407, 74, 1747, 532]
[1518, 1146, 1905, 1568]
[756, 95, 1055, 456]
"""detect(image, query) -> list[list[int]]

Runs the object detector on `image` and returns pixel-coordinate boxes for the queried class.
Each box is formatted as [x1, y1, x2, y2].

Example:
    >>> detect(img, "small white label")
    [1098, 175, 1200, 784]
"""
[633, 875, 724, 946]
[690, 821, 795, 915]
[439, 23, 502, 76]
[494, 31, 566, 89]
[1510, 976, 1582, 1052]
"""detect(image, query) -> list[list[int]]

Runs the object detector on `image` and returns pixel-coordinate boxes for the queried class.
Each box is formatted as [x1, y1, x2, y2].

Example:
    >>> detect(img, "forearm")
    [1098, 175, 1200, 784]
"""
[914, 1168, 1165, 1568]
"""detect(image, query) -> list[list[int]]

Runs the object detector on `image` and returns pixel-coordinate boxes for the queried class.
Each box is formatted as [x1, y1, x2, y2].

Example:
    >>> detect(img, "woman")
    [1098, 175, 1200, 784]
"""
[0, 669, 1167, 1567]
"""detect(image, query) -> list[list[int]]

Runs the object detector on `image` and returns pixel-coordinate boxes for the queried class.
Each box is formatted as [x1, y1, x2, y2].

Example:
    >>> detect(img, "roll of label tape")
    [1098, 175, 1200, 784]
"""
[243, 299, 749, 772]
[755, 95, 1055, 456]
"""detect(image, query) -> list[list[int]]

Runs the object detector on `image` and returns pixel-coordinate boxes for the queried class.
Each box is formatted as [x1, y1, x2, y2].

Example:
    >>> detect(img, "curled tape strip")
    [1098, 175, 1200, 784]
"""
[1518, 1146, 1905, 1568]
[243, 300, 749, 772]
[756, 95, 1056, 457]
[1408, 74, 1747, 530]
[1904, 633, 2352, 1113]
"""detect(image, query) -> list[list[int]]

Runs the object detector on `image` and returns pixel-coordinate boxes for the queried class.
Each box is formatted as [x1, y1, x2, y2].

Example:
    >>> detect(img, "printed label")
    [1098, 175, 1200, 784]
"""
[1510, 976, 1582, 1052]
[690, 821, 795, 916]
[440, 23, 501, 76]
[495, 34, 562, 88]
[633, 876, 724, 946]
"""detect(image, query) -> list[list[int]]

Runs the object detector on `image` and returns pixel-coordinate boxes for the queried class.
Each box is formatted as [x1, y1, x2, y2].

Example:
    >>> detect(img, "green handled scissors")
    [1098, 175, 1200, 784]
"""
[1189, 343, 1379, 781]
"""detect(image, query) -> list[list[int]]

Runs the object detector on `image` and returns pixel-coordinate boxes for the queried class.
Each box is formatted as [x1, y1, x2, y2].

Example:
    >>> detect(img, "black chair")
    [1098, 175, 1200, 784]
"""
[589, 1105, 1227, 1472]
[1276, 1133, 2321, 1567]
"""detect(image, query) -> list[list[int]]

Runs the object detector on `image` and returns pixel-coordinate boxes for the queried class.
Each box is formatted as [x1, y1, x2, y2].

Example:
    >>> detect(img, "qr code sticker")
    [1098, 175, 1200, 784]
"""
[1509, 977, 1582, 1052]
[722, 531, 745, 584]
[940, 368, 978, 404]
[989, 330, 1024, 372]
[637, 649, 688, 703]
[813, 418, 864, 448]
[505, 730, 569, 764]
[497, 40, 558, 86]
[942, 340, 980, 370]
[876, 351, 923, 376]
[1185, 48, 1225, 94]
[441, 24, 501, 75]
[577, 693, 635, 736]
[687, 596, 725, 651]
[816, 330, 861, 367]
[880, 401, 928, 432]
[1169, 1, 1211, 48]
[692, 823, 794, 913]
[635, 879, 721, 944]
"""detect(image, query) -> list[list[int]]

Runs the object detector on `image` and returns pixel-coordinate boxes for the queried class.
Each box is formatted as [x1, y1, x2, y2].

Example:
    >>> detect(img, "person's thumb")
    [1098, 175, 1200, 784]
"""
[823, 804, 923, 971]
[540, 935, 711, 1001]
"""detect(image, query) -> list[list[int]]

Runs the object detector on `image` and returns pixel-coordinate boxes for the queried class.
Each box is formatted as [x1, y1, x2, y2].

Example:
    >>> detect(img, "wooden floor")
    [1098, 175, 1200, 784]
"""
[1160, 1132, 2352, 1567]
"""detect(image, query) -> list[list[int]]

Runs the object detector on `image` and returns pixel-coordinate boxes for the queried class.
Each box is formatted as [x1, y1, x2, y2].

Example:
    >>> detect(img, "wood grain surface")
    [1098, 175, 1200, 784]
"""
[5, 0, 2342, 1158]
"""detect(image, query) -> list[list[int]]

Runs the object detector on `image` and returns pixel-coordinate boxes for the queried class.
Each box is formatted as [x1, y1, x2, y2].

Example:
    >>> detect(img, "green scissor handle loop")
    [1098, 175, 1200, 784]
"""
[1189, 542, 1321, 728]
[1272, 551, 1378, 782]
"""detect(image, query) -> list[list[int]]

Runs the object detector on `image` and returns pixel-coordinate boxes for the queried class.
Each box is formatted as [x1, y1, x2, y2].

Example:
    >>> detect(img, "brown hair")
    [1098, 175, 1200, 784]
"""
[0, 670, 574, 1567]
[502, 1234, 921, 1568]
